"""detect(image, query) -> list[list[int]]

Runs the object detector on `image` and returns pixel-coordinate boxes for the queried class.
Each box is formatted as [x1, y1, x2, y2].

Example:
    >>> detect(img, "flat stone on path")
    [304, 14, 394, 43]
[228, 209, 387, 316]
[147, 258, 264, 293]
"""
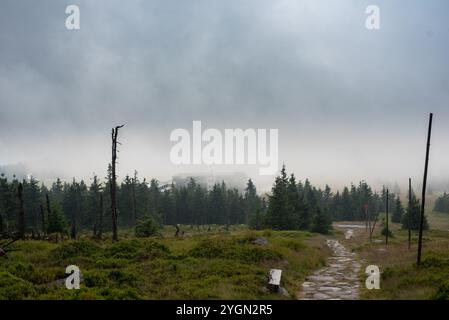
[299, 240, 360, 300]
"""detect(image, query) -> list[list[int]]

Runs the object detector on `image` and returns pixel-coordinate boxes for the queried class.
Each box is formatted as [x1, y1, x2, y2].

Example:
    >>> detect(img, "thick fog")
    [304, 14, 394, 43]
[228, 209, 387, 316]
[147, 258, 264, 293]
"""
[1, 0, 449, 193]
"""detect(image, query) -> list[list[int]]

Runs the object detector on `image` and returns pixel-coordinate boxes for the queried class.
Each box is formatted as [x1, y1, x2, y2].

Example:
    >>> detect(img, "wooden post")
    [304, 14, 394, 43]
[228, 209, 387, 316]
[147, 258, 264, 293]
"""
[417, 113, 433, 267]
[385, 189, 389, 245]
[111, 125, 124, 241]
[408, 178, 412, 250]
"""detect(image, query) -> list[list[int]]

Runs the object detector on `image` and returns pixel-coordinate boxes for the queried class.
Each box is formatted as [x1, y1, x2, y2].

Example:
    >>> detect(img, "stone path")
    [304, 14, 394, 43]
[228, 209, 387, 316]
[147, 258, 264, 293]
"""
[299, 239, 361, 300]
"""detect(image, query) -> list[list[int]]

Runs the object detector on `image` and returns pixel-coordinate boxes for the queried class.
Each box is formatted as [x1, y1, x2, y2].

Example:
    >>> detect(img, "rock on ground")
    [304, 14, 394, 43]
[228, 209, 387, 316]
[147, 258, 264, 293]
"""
[298, 239, 360, 300]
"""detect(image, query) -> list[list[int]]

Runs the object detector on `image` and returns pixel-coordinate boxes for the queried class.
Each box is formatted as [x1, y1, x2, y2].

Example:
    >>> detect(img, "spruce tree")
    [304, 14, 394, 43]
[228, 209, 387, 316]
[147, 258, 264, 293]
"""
[402, 195, 428, 230]
[244, 179, 259, 225]
[47, 202, 66, 234]
[310, 207, 332, 234]
[392, 197, 404, 223]
[266, 165, 289, 230]
[287, 174, 301, 229]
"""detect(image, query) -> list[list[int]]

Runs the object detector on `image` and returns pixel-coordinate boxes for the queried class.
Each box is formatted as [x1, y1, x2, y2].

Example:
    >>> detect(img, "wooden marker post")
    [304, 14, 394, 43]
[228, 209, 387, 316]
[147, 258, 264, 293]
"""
[417, 113, 433, 267]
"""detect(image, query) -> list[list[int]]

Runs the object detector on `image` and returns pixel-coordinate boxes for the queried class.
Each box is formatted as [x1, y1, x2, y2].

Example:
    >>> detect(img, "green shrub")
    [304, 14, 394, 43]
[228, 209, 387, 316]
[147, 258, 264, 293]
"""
[107, 270, 140, 286]
[102, 239, 170, 261]
[7, 263, 59, 284]
[262, 230, 272, 237]
[103, 240, 140, 260]
[83, 270, 109, 288]
[94, 257, 130, 268]
[97, 287, 141, 300]
[0, 271, 36, 299]
[381, 226, 394, 238]
[189, 239, 282, 263]
[279, 239, 306, 252]
[434, 280, 449, 300]
[138, 240, 170, 260]
[421, 254, 449, 268]
[135, 217, 160, 237]
[51, 241, 99, 262]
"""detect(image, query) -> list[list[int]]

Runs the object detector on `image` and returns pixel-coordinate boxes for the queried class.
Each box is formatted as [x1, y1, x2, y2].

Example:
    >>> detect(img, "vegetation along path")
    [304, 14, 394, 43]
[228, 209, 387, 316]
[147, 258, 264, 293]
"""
[299, 239, 361, 300]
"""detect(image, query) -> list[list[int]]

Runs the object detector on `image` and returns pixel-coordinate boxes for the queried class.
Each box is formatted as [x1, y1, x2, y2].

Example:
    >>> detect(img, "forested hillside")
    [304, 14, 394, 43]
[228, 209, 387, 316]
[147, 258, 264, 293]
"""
[0, 165, 408, 238]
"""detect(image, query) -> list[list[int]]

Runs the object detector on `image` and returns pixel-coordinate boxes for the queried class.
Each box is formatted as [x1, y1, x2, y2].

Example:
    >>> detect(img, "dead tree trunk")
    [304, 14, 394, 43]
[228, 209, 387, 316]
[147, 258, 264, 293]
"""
[40, 203, 45, 235]
[17, 183, 25, 240]
[111, 125, 124, 241]
[417, 113, 433, 267]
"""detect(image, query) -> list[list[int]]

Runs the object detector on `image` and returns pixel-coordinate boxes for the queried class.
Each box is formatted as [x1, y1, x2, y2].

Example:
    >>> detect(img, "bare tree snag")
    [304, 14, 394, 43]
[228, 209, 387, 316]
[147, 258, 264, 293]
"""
[17, 183, 25, 240]
[111, 125, 124, 241]
[175, 224, 184, 237]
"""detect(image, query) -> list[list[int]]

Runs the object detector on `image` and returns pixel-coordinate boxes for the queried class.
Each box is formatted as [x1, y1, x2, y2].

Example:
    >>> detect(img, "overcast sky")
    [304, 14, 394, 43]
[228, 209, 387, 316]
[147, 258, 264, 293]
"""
[0, 0, 448, 192]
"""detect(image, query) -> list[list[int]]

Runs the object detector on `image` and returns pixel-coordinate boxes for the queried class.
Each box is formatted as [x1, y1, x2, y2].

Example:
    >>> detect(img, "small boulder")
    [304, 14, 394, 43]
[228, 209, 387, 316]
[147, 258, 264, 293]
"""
[278, 286, 290, 297]
[252, 237, 268, 246]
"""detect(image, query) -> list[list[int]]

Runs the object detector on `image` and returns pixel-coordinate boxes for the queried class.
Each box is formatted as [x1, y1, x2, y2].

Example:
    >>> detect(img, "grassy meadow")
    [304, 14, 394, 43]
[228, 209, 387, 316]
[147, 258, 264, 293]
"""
[342, 210, 449, 300]
[0, 226, 329, 300]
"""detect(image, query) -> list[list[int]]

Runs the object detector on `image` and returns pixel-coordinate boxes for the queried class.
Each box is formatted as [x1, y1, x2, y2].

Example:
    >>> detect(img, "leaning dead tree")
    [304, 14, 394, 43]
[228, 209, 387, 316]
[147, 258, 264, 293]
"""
[0, 238, 19, 257]
[111, 125, 124, 241]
